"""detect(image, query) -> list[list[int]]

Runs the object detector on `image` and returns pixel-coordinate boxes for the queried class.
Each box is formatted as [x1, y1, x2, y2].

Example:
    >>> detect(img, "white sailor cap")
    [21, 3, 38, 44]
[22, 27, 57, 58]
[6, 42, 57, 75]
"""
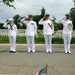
[9, 18, 14, 21]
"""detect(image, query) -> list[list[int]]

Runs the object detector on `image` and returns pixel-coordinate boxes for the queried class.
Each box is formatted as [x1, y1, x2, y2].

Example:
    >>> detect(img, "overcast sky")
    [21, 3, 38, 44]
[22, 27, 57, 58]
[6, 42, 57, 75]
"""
[0, 0, 74, 22]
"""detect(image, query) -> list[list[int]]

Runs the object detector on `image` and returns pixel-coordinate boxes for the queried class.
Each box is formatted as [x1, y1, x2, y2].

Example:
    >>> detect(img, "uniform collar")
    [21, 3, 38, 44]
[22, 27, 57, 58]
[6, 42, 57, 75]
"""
[64, 18, 70, 21]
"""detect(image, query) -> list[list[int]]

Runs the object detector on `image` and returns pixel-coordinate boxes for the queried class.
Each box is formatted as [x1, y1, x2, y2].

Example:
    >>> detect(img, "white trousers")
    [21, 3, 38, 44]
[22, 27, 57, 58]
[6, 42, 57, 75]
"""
[26, 36, 35, 52]
[44, 35, 52, 52]
[63, 34, 72, 52]
[9, 36, 16, 52]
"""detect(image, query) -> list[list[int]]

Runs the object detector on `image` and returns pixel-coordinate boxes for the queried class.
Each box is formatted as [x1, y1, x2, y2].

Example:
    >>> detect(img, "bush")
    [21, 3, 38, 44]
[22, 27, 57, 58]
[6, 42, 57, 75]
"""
[0, 23, 4, 29]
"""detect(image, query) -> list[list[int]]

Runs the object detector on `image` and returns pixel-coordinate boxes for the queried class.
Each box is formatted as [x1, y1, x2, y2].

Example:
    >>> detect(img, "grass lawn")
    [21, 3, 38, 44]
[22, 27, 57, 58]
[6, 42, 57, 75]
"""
[0, 36, 75, 44]
[0, 29, 75, 44]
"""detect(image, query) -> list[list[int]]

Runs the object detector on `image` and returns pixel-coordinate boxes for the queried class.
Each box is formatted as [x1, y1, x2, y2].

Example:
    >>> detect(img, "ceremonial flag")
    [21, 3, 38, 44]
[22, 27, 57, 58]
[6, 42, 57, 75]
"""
[36, 64, 48, 75]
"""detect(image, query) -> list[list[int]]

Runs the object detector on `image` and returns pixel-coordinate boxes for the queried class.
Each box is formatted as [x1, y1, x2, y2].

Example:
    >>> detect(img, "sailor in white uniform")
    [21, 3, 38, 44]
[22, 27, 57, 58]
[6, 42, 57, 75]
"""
[21, 14, 37, 53]
[59, 14, 73, 54]
[39, 14, 54, 53]
[3, 18, 18, 53]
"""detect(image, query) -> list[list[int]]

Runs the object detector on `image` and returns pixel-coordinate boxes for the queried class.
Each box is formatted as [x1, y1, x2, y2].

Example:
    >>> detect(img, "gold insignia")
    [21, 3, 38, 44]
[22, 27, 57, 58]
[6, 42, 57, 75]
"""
[68, 23, 72, 31]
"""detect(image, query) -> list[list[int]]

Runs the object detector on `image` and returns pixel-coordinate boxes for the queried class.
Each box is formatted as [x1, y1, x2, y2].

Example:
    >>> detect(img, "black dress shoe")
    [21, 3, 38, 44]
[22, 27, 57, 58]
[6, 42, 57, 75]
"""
[48, 51, 50, 53]
[10, 51, 16, 53]
[10, 51, 13, 53]
[12, 51, 16, 53]
[30, 51, 32, 53]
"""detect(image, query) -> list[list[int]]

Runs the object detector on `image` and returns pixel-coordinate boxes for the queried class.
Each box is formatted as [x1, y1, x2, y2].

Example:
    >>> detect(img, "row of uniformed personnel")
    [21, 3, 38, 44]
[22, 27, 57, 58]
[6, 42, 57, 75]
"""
[3, 13, 73, 54]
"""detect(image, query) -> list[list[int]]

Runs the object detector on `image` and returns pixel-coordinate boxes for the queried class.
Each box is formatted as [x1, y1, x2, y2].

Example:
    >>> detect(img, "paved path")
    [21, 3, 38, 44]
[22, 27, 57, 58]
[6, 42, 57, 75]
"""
[0, 44, 75, 75]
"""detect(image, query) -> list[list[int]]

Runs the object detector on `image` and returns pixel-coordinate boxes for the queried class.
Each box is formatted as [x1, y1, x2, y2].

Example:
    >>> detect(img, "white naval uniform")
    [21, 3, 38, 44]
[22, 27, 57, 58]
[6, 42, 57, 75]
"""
[39, 19, 54, 52]
[59, 19, 73, 53]
[21, 18, 37, 52]
[3, 23, 18, 52]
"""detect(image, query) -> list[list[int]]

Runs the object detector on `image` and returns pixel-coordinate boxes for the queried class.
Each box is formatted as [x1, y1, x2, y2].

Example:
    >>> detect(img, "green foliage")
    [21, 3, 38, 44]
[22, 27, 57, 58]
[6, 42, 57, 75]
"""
[0, 0, 15, 9]
[54, 23, 59, 31]
[0, 36, 9, 43]
[3, 0, 14, 3]
[13, 14, 22, 29]
[53, 22, 63, 31]
[33, 7, 46, 29]
[70, 7, 75, 29]
[58, 23, 63, 30]
[52, 38, 63, 44]
[33, 15, 43, 29]
[0, 36, 75, 44]
[41, 7, 45, 18]
[16, 36, 26, 44]
[0, 23, 4, 29]
[70, 7, 75, 20]
[33, 15, 41, 24]
[52, 16, 56, 23]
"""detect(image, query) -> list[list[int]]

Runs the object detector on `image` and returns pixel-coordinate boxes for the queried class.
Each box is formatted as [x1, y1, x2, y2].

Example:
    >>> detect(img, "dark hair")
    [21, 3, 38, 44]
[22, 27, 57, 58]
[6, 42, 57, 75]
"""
[65, 14, 70, 17]
[28, 14, 33, 18]
[45, 14, 50, 17]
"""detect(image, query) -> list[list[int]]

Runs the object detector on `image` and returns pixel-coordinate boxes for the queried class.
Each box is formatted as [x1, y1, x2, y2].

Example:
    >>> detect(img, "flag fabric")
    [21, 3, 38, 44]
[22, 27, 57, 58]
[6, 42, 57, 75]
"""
[36, 67, 47, 75]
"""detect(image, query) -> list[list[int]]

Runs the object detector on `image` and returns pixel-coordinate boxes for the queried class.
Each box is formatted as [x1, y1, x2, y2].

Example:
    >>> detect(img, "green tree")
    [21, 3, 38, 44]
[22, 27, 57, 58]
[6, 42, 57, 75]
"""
[0, 23, 4, 29]
[70, 7, 75, 29]
[70, 0, 75, 29]
[13, 14, 21, 29]
[33, 7, 46, 30]
[52, 16, 56, 23]
[0, 0, 15, 9]
[36, 7, 45, 29]
[41, 7, 45, 18]
[53, 22, 59, 31]
[58, 23, 63, 30]
[33, 15, 41, 29]
[33, 15, 40, 24]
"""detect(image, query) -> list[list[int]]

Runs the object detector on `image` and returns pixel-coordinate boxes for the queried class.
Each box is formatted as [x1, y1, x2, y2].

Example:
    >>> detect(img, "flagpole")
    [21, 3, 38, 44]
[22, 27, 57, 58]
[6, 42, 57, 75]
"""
[46, 63, 48, 75]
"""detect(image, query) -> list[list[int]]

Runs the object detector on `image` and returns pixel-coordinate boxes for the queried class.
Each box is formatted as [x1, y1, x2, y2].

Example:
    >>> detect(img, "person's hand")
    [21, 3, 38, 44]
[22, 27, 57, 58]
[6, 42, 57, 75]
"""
[7, 20, 10, 23]
[43, 16, 46, 20]
[52, 33, 54, 36]
[23, 17, 26, 20]
[59, 16, 66, 22]
[16, 34, 18, 37]
[43, 15, 45, 18]
[23, 16, 28, 20]
[35, 34, 38, 38]
[25, 16, 28, 19]
[62, 16, 66, 20]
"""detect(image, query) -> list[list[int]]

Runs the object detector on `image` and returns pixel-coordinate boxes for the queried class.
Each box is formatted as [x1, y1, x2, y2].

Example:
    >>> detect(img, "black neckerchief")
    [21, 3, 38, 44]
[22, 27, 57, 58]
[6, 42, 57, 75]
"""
[10, 24, 13, 30]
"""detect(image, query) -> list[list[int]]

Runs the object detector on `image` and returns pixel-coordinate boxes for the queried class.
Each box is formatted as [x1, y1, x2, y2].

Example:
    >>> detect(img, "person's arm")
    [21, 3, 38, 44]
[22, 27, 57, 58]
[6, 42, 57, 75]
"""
[38, 18, 44, 25]
[15, 25, 18, 36]
[51, 22, 54, 35]
[70, 21, 73, 31]
[34, 22, 37, 35]
[3, 22, 8, 28]
[72, 23, 73, 30]
[59, 17, 66, 24]
[34, 22, 38, 38]
[21, 18, 28, 25]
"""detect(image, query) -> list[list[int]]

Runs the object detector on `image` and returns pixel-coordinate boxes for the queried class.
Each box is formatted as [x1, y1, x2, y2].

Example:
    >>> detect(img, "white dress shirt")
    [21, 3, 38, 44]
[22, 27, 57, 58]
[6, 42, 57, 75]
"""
[59, 19, 73, 34]
[21, 18, 37, 36]
[3, 23, 18, 36]
[39, 19, 54, 35]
